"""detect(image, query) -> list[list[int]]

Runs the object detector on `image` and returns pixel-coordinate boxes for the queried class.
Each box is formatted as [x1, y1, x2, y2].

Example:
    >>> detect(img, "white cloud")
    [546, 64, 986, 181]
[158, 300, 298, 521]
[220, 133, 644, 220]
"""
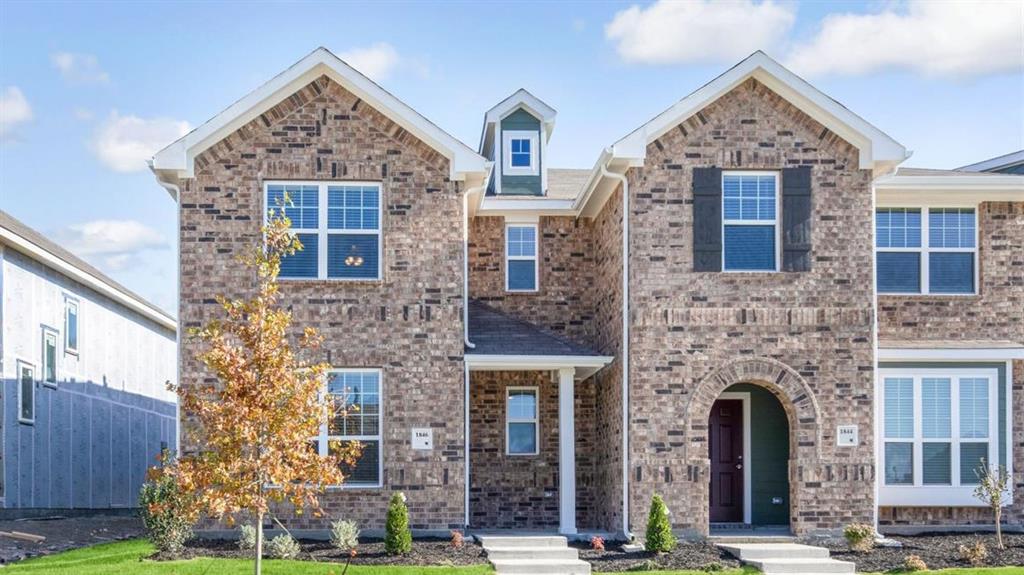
[339, 42, 401, 81]
[0, 86, 33, 140]
[91, 111, 190, 172]
[56, 219, 168, 272]
[605, 0, 796, 65]
[51, 51, 110, 84]
[787, 1, 1024, 77]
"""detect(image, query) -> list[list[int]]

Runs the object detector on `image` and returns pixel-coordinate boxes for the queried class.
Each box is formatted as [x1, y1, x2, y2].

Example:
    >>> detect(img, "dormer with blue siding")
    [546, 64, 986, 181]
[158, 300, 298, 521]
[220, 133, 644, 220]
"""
[479, 89, 556, 196]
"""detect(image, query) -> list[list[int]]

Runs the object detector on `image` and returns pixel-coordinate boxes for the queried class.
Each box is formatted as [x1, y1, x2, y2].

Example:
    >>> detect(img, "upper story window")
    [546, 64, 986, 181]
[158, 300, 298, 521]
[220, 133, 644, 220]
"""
[722, 172, 778, 271]
[502, 130, 539, 176]
[42, 328, 57, 387]
[314, 369, 382, 488]
[64, 297, 79, 355]
[266, 182, 381, 281]
[507, 387, 538, 455]
[876, 207, 976, 294]
[506, 224, 538, 292]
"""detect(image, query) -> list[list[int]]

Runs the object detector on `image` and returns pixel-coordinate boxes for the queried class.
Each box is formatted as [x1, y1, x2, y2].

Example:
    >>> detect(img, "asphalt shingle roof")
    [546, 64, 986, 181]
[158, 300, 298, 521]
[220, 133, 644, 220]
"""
[466, 299, 602, 357]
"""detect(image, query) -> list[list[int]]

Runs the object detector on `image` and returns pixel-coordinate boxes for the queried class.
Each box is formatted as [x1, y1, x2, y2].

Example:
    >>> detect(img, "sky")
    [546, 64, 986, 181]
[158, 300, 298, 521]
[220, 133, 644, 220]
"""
[1, 0, 1022, 316]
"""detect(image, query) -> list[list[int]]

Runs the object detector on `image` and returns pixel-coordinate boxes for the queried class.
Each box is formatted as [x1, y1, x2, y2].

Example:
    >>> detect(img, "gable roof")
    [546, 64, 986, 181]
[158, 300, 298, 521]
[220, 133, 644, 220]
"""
[0, 210, 176, 331]
[957, 150, 1024, 173]
[478, 88, 557, 161]
[610, 51, 907, 173]
[151, 47, 487, 193]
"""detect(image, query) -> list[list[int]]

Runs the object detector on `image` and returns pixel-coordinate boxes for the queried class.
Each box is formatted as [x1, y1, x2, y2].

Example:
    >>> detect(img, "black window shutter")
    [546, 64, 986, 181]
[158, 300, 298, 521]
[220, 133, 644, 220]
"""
[781, 166, 812, 272]
[692, 167, 723, 271]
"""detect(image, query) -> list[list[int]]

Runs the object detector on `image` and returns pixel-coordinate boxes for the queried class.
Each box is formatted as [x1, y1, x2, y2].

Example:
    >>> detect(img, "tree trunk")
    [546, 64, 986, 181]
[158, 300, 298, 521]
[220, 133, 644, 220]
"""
[255, 512, 264, 575]
[995, 506, 1003, 549]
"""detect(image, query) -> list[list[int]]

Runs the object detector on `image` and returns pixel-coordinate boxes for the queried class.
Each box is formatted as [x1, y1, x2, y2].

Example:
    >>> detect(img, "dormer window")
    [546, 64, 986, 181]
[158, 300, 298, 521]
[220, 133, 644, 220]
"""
[503, 130, 539, 176]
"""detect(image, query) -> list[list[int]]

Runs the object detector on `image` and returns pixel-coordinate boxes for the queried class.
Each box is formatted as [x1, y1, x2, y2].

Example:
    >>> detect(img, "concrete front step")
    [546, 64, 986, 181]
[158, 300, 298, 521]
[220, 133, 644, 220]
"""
[485, 546, 581, 561]
[718, 543, 830, 560]
[717, 542, 853, 575]
[747, 558, 855, 574]
[489, 558, 592, 575]
[479, 535, 591, 575]
[478, 535, 568, 548]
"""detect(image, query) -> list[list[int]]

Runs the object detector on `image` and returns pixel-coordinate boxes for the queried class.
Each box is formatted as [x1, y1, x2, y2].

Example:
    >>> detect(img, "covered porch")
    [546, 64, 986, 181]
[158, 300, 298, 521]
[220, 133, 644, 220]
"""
[465, 301, 613, 535]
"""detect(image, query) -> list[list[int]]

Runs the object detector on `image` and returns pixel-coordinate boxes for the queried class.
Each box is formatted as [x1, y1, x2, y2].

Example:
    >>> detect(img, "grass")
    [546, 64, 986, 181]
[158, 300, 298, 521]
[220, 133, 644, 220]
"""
[2, 539, 495, 575]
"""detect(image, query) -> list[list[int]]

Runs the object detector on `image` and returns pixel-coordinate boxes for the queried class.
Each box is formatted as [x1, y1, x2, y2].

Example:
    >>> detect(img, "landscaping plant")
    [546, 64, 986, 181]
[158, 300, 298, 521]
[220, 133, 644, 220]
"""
[902, 554, 927, 572]
[266, 534, 301, 560]
[644, 494, 677, 553]
[590, 535, 605, 552]
[842, 522, 875, 552]
[450, 530, 465, 549]
[138, 453, 194, 556]
[385, 492, 412, 555]
[959, 540, 988, 566]
[974, 459, 1011, 549]
[170, 208, 361, 575]
[330, 519, 360, 552]
[238, 524, 257, 550]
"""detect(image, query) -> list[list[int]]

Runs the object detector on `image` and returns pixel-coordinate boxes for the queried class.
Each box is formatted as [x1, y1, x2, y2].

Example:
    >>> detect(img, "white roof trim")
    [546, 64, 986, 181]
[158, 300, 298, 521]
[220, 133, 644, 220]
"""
[465, 354, 613, 380]
[875, 172, 1024, 205]
[152, 47, 487, 183]
[0, 226, 176, 332]
[878, 347, 1024, 361]
[958, 150, 1024, 172]
[482, 89, 556, 138]
[611, 51, 907, 171]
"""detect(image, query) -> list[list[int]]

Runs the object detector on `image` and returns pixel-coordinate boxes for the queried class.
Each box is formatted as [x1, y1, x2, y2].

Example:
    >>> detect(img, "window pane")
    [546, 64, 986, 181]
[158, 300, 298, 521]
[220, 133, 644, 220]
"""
[884, 443, 913, 485]
[922, 443, 951, 485]
[723, 175, 775, 222]
[508, 260, 536, 290]
[884, 377, 914, 439]
[334, 439, 380, 486]
[508, 390, 536, 420]
[280, 233, 319, 278]
[877, 252, 921, 293]
[328, 186, 380, 231]
[66, 304, 78, 350]
[327, 234, 379, 279]
[929, 253, 974, 294]
[44, 334, 56, 383]
[960, 442, 988, 485]
[921, 378, 950, 438]
[508, 422, 537, 454]
[876, 208, 921, 248]
[959, 378, 989, 438]
[723, 225, 775, 271]
[20, 367, 33, 421]
[929, 208, 975, 248]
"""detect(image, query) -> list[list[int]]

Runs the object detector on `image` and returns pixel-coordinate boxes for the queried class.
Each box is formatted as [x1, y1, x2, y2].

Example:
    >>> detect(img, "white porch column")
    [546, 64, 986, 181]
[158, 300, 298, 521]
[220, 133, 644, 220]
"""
[557, 367, 577, 535]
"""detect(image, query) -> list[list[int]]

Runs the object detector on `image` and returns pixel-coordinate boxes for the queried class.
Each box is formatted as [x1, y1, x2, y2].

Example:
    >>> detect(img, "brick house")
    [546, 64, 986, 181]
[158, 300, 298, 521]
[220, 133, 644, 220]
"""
[150, 48, 1024, 539]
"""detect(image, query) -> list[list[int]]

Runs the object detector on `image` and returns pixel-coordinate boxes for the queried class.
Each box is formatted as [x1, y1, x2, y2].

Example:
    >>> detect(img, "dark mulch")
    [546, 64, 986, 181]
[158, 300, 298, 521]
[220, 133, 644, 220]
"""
[572, 541, 741, 572]
[823, 532, 1024, 572]
[153, 537, 487, 566]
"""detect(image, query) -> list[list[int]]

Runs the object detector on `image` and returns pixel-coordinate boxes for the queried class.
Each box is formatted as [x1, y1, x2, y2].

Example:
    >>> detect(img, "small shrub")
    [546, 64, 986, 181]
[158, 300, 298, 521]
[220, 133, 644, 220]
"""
[238, 524, 257, 550]
[450, 529, 464, 549]
[700, 562, 725, 572]
[329, 519, 359, 551]
[266, 534, 300, 560]
[627, 559, 658, 571]
[384, 492, 412, 555]
[644, 494, 676, 553]
[959, 540, 988, 566]
[590, 535, 605, 552]
[843, 522, 875, 552]
[138, 462, 194, 555]
[903, 554, 927, 572]
[974, 460, 1011, 550]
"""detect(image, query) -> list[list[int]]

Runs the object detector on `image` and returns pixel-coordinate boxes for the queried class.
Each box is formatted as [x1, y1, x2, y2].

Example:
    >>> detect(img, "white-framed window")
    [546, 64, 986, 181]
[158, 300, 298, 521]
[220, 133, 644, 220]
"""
[313, 369, 382, 488]
[16, 360, 35, 424]
[722, 171, 779, 272]
[64, 297, 79, 355]
[876, 207, 977, 294]
[879, 367, 1000, 506]
[41, 328, 58, 388]
[506, 386, 539, 456]
[265, 181, 382, 281]
[505, 223, 538, 292]
[502, 130, 539, 176]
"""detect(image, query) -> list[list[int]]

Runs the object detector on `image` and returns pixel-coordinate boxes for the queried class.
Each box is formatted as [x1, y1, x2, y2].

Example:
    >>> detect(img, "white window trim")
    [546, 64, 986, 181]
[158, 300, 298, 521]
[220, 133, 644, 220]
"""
[63, 296, 79, 355]
[505, 223, 539, 293]
[721, 171, 781, 273]
[878, 367, 999, 506]
[16, 359, 35, 425]
[317, 367, 383, 489]
[876, 206, 979, 295]
[41, 327, 58, 388]
[263, 181, 383, 282]
[502, 130, 540, 177]
[506, 386, 539, 456]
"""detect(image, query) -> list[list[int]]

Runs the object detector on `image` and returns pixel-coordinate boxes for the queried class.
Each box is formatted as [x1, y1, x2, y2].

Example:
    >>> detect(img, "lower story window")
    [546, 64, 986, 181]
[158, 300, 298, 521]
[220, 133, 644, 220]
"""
[17, 361, 35, 424]
[507, 387, 538, 455]
[315, 369, 382, 487]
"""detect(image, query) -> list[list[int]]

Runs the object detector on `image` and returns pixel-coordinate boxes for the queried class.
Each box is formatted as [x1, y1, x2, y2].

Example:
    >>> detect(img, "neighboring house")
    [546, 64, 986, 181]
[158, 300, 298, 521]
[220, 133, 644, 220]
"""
[958, 149, 1024, 174]
[0, 211, 177, 514]
[150, 48, 1024, 538]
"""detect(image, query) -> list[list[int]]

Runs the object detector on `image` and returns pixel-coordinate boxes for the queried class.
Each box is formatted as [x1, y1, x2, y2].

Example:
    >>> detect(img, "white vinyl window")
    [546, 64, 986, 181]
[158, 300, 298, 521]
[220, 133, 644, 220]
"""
[64, 297, 79, 355]
[265, 182, 382, 281]
[879, 367, 1000, 506]
[41, 328, 58, 387]
[722, 171, 780, 272]
[17, 360, 35, 424]
[876, 207, 977, 294]
[506, 387, 539, 455]
[502, 130, 539, 176]
[314, 369, 382, 488]
[505, 223, 538, 292]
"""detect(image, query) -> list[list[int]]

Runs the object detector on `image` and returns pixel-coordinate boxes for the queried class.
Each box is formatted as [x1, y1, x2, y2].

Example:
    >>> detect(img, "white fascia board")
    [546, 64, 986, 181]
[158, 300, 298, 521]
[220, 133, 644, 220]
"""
[876, 175, 1024, 206]
[152, 47, 487, 183]
[611, 52, 906, 171]
[878, 347, 1024, 361]
[477, 197, 577, 216]
[0, 227, 177, 332]
[466, 354, 614, 380]
[483, 88, 557, 140]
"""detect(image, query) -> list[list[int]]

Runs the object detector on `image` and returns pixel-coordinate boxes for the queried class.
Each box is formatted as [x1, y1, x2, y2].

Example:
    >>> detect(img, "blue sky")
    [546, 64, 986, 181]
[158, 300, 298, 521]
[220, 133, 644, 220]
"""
[1, 0, 1021, 315]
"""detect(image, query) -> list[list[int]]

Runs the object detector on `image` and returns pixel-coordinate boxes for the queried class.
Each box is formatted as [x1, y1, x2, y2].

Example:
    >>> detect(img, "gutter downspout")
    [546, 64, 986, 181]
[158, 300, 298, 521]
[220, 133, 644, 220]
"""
[600, 159, 631, 540]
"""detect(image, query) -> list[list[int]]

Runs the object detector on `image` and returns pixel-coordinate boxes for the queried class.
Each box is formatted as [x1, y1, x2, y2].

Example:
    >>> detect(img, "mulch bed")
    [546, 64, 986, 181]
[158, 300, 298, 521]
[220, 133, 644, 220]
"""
[573, 541, 741, 572]
[823, 532, 1024, 572]
[153, 537, 487, 565]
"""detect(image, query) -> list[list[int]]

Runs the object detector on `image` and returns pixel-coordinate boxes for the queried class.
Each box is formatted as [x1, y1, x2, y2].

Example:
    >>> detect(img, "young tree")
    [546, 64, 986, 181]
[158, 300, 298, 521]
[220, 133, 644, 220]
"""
[171, 207, 361, 575]
[973, 459, 1011, 550]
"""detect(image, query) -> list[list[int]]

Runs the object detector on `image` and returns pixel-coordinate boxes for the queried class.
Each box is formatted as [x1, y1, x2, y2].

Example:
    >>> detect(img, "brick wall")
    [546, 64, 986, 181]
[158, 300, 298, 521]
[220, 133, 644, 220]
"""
[178, 76, 466, 530]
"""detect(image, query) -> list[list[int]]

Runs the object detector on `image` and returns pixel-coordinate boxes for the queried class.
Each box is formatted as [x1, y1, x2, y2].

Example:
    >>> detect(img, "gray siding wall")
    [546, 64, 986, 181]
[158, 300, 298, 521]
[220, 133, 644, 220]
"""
[499, 108, 543, 196]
